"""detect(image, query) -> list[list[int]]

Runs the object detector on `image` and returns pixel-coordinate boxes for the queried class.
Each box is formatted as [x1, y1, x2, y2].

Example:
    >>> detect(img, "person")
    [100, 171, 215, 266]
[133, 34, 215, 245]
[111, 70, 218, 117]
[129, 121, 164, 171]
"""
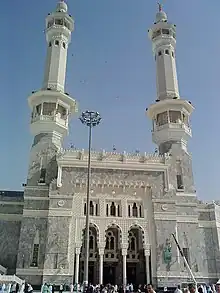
[146, 284, 156, 293]
[59, 284, 63, 293]
[27, 284, 33, 293]
[188, 284, 197, 293]
[175, 285, 183, 293]
[42, 283, 49, 293]
[70, 284, 74, 293]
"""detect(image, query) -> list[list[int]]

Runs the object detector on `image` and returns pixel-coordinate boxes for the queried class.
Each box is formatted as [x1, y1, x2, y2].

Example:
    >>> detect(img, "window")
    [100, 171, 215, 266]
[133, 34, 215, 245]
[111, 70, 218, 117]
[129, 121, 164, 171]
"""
[55, 18, 63, 25]
[105, 231, 115, 250]
[132, 203, 138, 217]
[106, 204, 109, 216]
[162, 29, 170, 35]
[49, 42, 52, 47]
[95, 204, 98, 216]
[158, 51, 162, 56]
[84, 203, 86, 215]
[63, 42, 66, 49]
[128, 205, 131, 217]
[183, 248, 190, 267]
[42, 102, 56, 115]
[89, 201, 94, 216]
[64, 19, 70, 30]
[139, 206, 142, 218]
[110, 202, 116, 216]
[39, 168, 46, 184]
[117, 205, 120, 217]
[36, 104, 41, 115]
[128, 231, 137, 252]
[165, 49, 169, 55]
[177, 174, 184, 190]
[30, 244, 39, 267]
[55, 40, 59, 46]
[172, 51, 174, 58]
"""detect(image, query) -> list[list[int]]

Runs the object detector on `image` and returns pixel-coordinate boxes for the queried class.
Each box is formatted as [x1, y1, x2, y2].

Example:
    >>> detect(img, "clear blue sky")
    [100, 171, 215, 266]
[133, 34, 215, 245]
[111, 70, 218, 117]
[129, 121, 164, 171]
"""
[1, 0, 219, 200]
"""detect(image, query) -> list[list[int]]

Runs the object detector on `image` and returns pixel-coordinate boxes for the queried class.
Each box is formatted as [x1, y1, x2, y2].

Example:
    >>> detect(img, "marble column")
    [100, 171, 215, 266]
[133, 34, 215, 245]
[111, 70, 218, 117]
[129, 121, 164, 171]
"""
[75, 247, 81, 284]
[99, 248, 104, 285]
[144, 248, 150, 284]
[122, 248, 127, 288]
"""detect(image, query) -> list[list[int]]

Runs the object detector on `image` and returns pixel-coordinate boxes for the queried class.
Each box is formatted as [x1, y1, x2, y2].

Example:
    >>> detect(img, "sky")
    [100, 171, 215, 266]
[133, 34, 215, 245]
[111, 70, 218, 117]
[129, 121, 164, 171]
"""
[0, 0, 219, 201]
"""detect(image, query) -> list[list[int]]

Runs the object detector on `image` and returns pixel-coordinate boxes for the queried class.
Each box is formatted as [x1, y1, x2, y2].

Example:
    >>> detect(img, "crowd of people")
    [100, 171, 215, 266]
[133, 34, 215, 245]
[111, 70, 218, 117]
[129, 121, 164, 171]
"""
[0, 281, 220, 293]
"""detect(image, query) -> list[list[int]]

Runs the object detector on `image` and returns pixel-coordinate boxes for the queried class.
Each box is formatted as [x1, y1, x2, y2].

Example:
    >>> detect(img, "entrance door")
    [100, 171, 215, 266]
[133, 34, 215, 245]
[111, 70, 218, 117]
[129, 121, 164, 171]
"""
[127, 265, 136, 284]
[103, 264, 116, 285]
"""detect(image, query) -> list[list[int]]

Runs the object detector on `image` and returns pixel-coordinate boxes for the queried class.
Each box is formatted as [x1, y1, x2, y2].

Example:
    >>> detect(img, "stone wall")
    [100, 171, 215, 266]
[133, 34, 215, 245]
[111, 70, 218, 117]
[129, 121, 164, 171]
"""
[0, 221, 21, 274]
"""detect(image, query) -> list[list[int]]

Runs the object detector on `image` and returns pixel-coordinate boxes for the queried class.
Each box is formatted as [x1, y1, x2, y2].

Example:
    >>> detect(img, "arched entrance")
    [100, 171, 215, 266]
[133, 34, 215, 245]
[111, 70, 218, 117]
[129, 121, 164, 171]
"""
[127, 225, 145, 286]
[104, 224, 122, 285]
[79, 224, 99, 284]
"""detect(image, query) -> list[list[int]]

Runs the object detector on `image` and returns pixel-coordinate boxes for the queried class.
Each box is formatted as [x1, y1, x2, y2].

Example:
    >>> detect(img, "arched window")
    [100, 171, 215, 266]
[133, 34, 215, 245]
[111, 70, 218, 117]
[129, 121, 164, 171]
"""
[105, 231, 115, 251]
[55, 40, 59, 46]
[89, 235, 94, 250]
[110, 202, 116, 216]
[128, 205, 131, 217]
[117, 205, 120, 217]
[84, 203, 86, 215]
[106, 204, 109, 216]
[139, 205, 142, 218]
[62, 42, 66, 49]
[132, 203, 138, 217]
[95, 204, 98, 216]
[128, 231, 136, 252]
[31, 231, 40, 267]
[89, 201, 94, 215]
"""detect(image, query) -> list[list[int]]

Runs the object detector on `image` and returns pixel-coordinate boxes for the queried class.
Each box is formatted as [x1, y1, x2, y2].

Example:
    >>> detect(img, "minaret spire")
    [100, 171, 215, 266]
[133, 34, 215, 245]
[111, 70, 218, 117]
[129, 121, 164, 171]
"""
[146, 8, 194, 154]
[158, 2, 162, 12]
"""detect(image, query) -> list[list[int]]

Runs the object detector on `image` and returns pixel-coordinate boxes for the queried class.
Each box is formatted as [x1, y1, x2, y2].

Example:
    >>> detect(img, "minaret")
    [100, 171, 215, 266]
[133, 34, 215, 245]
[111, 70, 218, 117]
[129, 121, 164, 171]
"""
[146, 4, 194, 154]
[27, 1, 78, 185]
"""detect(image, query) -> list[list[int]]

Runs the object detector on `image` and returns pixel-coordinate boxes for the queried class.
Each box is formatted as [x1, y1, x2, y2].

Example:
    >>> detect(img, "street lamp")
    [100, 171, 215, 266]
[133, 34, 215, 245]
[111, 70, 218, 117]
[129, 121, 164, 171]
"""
[79, 111, 101, 287]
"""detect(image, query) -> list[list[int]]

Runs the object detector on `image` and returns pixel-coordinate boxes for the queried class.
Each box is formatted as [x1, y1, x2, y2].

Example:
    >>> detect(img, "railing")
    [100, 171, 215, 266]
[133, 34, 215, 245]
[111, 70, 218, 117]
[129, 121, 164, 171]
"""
[31, 114, 67, 127]
[155, 122, 192, 134]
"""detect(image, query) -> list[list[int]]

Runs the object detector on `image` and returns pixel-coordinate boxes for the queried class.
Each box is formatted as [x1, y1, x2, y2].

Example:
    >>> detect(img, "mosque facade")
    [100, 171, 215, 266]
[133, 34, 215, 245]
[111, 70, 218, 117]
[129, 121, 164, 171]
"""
[1, 1, 220, 288]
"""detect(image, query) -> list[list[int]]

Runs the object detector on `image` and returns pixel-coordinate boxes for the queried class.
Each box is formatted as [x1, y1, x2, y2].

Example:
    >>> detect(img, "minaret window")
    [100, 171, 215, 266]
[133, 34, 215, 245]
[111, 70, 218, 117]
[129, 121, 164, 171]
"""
[165, 49, 169, 55]
[30, 231, 40, 267]
[158, 51, 162, 56]
[55, 18, 63, 25]
[43, 102, 56, 115]
[177, 175, 184, 190]
[169, 111, 181, 123]
[36, 104, 41, 116]
[39, 168, 46, 184]
[49, 42, 52, 47]
[55, 40, 59, 46]
[62, 42, 66, 49]
[64, 19, 70, 30]
[162, 29, 170, 35]
[172, 51, 175, 58]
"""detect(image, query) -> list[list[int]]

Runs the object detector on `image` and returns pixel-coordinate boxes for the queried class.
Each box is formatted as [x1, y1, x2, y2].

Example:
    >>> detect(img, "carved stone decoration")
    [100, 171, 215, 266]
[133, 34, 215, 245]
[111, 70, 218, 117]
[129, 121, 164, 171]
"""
[161, 204, 168, 211]
[57, 200, 65, 207]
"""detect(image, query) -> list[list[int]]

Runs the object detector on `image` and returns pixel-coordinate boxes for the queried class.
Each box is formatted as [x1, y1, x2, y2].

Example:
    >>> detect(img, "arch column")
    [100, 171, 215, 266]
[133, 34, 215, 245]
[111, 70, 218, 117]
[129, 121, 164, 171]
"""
[98, 246, 105, 285]
[144, 245, 151, 284]
[75, 247, 81, 284]
[122, 246, 128, 288]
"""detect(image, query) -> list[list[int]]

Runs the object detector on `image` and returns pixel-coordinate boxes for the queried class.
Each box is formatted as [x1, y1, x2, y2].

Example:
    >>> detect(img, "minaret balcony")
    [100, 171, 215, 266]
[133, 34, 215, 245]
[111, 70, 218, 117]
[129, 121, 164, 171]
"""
[31, 113, 68, 127]
[154, 121, 192, 136]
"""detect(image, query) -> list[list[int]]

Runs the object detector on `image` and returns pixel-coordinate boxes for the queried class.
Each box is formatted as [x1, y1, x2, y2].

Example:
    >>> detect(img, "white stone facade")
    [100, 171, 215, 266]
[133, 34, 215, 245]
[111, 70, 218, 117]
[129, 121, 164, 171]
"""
[0, 2, 220, 289]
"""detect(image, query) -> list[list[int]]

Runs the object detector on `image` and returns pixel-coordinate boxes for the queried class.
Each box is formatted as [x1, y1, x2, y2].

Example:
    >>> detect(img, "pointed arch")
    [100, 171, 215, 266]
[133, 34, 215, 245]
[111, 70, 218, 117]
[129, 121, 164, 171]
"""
[128, 224, 145, 246]
[30, 230, 40, 267]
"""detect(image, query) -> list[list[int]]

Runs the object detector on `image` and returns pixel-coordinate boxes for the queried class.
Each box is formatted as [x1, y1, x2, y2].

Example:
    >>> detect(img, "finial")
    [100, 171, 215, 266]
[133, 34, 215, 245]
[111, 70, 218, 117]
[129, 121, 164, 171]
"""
[158, 2, 162, 12]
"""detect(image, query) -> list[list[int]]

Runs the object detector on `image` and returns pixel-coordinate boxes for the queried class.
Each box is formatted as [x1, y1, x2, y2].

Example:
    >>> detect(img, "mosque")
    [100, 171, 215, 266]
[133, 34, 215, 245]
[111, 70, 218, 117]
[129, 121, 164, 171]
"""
[0, 0, 220, 288]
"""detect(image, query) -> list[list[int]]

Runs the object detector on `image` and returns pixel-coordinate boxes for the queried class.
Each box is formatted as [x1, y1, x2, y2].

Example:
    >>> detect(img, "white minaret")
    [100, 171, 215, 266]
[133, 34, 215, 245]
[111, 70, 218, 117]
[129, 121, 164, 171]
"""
[26, 1, 78, 185]
[146, 4, 194, 154]
[28, 0, 77, 149]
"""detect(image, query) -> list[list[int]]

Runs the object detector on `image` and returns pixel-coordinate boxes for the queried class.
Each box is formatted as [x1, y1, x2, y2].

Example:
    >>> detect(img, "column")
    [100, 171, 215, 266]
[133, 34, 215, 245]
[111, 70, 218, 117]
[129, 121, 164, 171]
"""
[144, 248, 150, 284]
[99, 248, 104, 285]
[122, 248, 127, 288]
[75, 247, 81, 284]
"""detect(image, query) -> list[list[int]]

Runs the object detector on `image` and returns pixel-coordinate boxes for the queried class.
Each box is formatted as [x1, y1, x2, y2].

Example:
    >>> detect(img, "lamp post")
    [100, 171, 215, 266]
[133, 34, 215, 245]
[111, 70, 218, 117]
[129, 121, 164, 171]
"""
[79, 111, 101, 288]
